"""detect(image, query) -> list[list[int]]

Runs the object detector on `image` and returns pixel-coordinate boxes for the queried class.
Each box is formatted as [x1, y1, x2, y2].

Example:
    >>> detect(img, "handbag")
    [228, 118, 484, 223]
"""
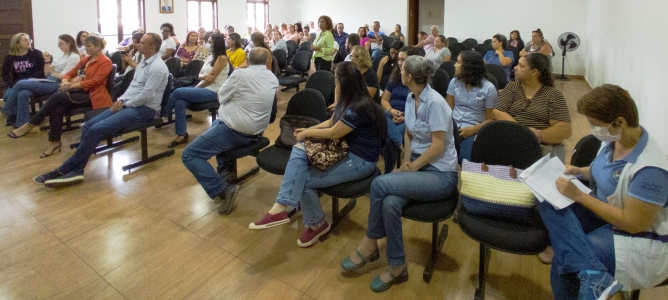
[303, 138, 349, 171]
[460, 159, 536, 224]
[65, 88, 90, 104]
[275, 115, 321, 148]
[173, 76, 198, 89]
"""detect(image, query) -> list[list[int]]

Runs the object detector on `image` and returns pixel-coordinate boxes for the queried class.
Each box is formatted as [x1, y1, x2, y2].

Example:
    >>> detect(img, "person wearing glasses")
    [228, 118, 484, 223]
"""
[1, 33, 46, 127]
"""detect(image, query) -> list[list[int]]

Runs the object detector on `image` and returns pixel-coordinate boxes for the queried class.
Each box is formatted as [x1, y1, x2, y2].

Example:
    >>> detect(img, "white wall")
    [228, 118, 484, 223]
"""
[586, 0, 668, 151]
[419, 0, 444, 34]
[32, 0, 98, 55]
[444, 0, 588, 76]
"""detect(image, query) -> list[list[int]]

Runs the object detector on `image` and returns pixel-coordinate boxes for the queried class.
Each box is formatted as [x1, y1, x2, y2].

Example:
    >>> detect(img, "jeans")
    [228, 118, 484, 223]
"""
[182, 120, 261, 199]
[537, 200, 615, 299]
[276, 145, 376, 227]
[59, 106, 157, 174]
[459, 135, 475, 164]
[370, 49, 384, 60]
[381, 111, 406, 174]
[1, 78, 60, 127]
[30, 91, 91, 142]
[163, 87, 218, 136]
[366, 154, 458, 266]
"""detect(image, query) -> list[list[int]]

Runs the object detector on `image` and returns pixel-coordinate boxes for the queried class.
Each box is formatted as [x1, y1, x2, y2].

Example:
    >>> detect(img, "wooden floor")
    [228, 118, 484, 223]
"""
[1, 79, 666, 299]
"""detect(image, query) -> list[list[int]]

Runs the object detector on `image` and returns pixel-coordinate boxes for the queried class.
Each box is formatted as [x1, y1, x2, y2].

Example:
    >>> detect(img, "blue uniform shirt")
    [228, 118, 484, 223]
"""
[446, 78, 497, 129]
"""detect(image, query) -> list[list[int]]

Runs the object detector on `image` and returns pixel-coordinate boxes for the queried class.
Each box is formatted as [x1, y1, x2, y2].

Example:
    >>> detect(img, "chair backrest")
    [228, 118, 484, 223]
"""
[452, 118, 461, 162]
[110, 51, 124, 74]
[310, 33, 316, 40]
[183, 59, 204, 78]
[463, 38, 478, 47]
[448, 45, 461, 62]
[415, 46, 426, 57]
[447, 37, 458, 46]
[273, 49, 287, 69]
[439, 60, 456, 79]
[483, 39, 492, 45]
[114, 68, 135, 102]
[297, 44, 311, 52]
[291, 51, 311, 73]
[483, 73, 499, 91]
[455, 42, 470, 51]
[571, 134, 602, 167]
[473, 46, 487, 58]
[471, 120, 542, 169]
[371, 55, 385, 72]
[160, 74, 173, 109]
[305, 70, 335, 106]
[171, 43, 180, 57]
[286, 40, 298, 55]
[107, 64, 117, 96]
[285, 88, 328, 121]
[286, 42, 297, 62]
[430, 69, 450, 99]
[479, 43, 493, 51]
[165, 57, 180, 77]
[381, 35, 394, 52]
[507, 46, 520, 66]
[241, 38, 248, 48]
[486, 64, 507, 89]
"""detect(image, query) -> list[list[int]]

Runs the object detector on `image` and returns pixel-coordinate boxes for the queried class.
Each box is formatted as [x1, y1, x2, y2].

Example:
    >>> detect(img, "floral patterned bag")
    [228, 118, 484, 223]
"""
[303, 138, 349, 171]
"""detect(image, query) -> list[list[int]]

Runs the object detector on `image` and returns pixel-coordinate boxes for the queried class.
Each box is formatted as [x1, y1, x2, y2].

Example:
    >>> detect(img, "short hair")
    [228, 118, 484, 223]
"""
[318, 15, 334, 32]
[419, 31, 427, 36]
[9, 33, 28, 55]
[347, 33, 360, 47]
[430, 25, 439, 31]
[160, 23, 174, 34]
[577, 84, 639, 128]
[492, 34, 508, 50]
[403, 56, 436, 85]
[58, 34, 79, 55]
[146, 33, 162, 52]
[351, 46, 371, 70]
[248, 47, 269, 65]
[455, 51, 486, 87]
[523, 53, 554, 86]
[84, 35, 107, 50]
[373, 21, 380, 25]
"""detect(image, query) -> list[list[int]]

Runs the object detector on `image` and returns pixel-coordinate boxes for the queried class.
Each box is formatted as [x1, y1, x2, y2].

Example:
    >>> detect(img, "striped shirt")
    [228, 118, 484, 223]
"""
[495, 81, 570, 130]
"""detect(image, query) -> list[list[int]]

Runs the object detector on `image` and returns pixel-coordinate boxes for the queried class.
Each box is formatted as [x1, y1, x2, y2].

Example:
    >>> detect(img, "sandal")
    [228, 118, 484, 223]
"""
[40, 142, 63, 158]
[340, 248, 380, 271]
[7, 124, 34, 139]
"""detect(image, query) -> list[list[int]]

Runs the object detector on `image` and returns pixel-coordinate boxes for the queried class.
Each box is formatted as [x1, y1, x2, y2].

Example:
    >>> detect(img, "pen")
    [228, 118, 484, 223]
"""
[570, 174, 584, 180]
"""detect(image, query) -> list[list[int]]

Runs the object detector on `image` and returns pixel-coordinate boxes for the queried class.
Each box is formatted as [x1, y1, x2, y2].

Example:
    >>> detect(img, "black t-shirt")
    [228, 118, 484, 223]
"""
[334, 103, 382, 162]
[362, 68, 380, 102]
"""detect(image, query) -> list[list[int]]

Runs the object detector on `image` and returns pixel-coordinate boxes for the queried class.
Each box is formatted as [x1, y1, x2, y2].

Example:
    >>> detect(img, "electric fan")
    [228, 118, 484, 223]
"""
[556, 32, 580, 80]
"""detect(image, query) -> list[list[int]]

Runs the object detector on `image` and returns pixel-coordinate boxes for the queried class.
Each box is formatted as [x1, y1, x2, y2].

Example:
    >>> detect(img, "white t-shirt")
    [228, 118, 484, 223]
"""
[51, 52, 81, 76]
[159, 37, 176, 57]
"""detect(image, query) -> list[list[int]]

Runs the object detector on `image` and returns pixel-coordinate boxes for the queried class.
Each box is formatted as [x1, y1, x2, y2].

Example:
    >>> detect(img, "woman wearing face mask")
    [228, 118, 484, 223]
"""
[539, 84, 668, 300]
[492, 53, 572, 161]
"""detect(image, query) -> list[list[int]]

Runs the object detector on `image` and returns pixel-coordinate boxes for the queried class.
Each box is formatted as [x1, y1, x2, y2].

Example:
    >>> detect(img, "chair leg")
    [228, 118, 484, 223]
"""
[227, 157, 261, 184]
[475, 244, 491, 300]
[422, 222, 449, 283]
[322, 196, 357, 241]
[122, 128, 175, 172]
[628, 290, 640, 300]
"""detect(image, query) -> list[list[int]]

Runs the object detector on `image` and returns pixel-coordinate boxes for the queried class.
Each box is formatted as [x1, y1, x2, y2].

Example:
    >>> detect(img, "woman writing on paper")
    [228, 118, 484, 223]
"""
[540, 84, 668, 299]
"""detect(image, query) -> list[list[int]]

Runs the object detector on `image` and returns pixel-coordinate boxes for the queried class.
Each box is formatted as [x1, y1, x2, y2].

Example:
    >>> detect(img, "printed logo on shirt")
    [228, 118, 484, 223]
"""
[14, 60, 34, 73]
[639, 181, 663, 194]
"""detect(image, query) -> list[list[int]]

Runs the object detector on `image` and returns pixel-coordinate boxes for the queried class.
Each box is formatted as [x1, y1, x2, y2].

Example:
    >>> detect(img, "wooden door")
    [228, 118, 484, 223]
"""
[407, 0, 419, 46]
[0, 0, 33, 94]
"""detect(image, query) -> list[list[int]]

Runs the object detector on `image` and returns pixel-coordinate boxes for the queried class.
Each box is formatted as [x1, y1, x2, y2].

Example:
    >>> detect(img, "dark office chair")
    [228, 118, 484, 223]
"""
[278, 51, 311, 92]
[305, 71, 335, 107]
[486, 64, 508, 90]
[430, 69, 450, 99]
[439, 61, 456, 79]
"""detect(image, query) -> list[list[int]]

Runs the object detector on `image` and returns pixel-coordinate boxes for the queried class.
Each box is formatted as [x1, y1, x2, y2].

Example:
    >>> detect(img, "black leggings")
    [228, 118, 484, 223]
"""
[313, 57, 332, 71]
[30, 91, 91, 142]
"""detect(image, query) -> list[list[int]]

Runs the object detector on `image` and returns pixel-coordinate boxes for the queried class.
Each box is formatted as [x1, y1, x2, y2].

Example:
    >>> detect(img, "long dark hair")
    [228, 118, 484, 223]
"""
[228, 33, 242, 49]
[58, 34, 79, 55]
[389, 46, 422, 84]
[294, 23, 303, 34]
[455, 51, 486, 87]
[76, 31, 88, 47]
[210, 33, 227, 67]
[510, 30, 522, 42]
[334, 61, 386, 145]
[524, 53, 554, 86]
[251, 32, 269, 50]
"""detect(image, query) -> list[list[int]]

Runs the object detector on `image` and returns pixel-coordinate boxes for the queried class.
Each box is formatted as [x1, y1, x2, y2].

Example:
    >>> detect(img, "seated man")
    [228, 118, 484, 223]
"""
[367, 21, 386, 59]
[181, 48, 279, 215]
[33, 33, 169, 188]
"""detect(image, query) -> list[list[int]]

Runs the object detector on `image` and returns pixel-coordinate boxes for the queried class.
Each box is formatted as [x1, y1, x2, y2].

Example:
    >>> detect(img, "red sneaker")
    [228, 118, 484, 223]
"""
[297, 221, 331, 248]
[248, 211, 290, 230]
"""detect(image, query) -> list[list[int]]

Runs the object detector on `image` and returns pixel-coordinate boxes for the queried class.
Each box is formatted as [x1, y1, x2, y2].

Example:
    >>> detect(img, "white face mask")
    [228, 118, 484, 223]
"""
[589, 122, 621, 142]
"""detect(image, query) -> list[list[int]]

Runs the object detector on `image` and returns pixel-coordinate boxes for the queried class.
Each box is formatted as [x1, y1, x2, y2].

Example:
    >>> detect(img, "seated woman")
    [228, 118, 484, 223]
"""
[376, 40, 403, 91]
[263, 24, 273, 38]
[520, 28, 553, 58]
[341, 56, 458, 293]
[226, 33, 246, 69]
[76, 31, 89, 55]
[162, 33, 229, 147]
[358, 27, 370, 53]
[379, 46, 422, 174]
[294, 23, 304, 42]
[299, 26, 313, 45]
[509, 30, 525, 51]
[280, 23, 289, 37]
[389, 24, 405, 43]
[484, 34, 514, 82]
[175, 31, 200, 68]
[424, 35, 451, 65]
[159, 23, 177, 60]
[446, 51, 498, 163]
[10, 35, 113, 158]
[492, 53, 572, 160]
[248, 62, 386, 249]
[283, 25, 300, 44]
[249, 32, 273, 70]
[269, 30, 288, 56]
[350, 46, 379, 101]
[543, 84, 668, 299]
[121, 32, 146, 73]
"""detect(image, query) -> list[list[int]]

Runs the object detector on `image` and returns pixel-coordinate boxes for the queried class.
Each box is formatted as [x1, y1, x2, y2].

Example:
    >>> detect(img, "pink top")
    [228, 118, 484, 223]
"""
[176, 46, 198, 63]
[360, 37, 370, 47]
[283, 33, 299, 42]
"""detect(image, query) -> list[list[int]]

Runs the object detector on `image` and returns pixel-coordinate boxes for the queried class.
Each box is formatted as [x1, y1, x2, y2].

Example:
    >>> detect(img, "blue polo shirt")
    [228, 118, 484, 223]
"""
[447, 77, 497, 129]
[334, 103, 382, 162]
[385, 80, 410, 112]
[483, 50, 514, 81]
[590, 127, 668, 207]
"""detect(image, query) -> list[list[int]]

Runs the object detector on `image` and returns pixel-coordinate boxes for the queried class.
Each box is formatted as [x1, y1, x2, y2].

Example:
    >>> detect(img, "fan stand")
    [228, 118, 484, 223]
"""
[557, 46, 570, 81]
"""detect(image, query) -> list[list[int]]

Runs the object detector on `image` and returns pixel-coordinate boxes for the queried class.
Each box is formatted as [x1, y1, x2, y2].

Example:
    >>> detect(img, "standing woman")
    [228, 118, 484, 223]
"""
[249, 62, 386, 248]
[341, 56, 458, 292]
[76, 31, 89, 55]
[9, 35, 112, 158]
[424, 35, 451, 65]
[389, 24, 405, 43]
[509, 30, 525, 51]
[484, 34, 515, 81]
[226, 33, 246, 69]
[311, 16, 335, 71]
[175, 31, 200, 67]
[446, 51, 498, 163]
[163, 33, 229, 147]
[1, 33, 46, 127]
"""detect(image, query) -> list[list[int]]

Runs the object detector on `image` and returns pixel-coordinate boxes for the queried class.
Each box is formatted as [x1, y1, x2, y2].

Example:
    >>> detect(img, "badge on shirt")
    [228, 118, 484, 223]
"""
[612, 169, 622, 180]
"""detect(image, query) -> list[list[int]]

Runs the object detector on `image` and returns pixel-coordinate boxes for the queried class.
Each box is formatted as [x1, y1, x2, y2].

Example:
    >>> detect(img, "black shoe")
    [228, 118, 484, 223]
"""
[44, 170, 84, 188]
[33, 169, 64, 184]
[167, 132, 189, 148]
[218, 168, 236, 183]
[218, 184, 239, 215]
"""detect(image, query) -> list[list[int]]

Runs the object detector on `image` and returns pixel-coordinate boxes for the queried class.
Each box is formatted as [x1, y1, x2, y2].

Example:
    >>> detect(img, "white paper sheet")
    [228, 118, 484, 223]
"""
[519, 155, 591, 209]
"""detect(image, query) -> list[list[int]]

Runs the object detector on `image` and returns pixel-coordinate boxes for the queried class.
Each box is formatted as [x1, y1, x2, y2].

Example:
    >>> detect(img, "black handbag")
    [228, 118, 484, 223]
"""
[66, 88, 90, 104]
[275, 115, 320, 148]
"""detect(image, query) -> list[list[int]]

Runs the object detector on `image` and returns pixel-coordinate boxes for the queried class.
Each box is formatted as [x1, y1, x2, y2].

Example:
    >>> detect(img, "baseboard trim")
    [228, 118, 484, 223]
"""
[552, 73, 585, 80]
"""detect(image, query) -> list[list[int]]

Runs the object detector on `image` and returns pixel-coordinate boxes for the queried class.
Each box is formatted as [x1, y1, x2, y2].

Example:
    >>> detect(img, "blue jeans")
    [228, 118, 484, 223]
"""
[276, 145, 376, 227]
[59, 106, 157, 174]
[459, 135, 475, 164]
[537, 200, 615, 300]
[381, 111, 406, 174]
[182, 120, 261, 199]
[1, 78, 60, 127]
[366, 154, 458, 266]
[163, 87, 218, 136]
[371, 49, 385, 60]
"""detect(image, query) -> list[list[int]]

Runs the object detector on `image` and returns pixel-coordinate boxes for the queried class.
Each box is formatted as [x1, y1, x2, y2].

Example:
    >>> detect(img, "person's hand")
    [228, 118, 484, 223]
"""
[564, 165, 584, 177]
[43, 52, 52, 62]
[327, 103, 336, 111]
[311, 45, 321, 51]
[528, 127, 543, 142]
[392, 116, 405, 124]
[389, 108, 402, 119]
[110, 100, 124, 113]
[295, 130, 307, 142]
[122, 53, 133, 63]
[495, 49, 503, 56]
[204, 74, 215, 83]
[459, 126, 477, 139]
[556, 177, 582, 201]
[58, 81, 72, 92]
[399, 162, 414, 172]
